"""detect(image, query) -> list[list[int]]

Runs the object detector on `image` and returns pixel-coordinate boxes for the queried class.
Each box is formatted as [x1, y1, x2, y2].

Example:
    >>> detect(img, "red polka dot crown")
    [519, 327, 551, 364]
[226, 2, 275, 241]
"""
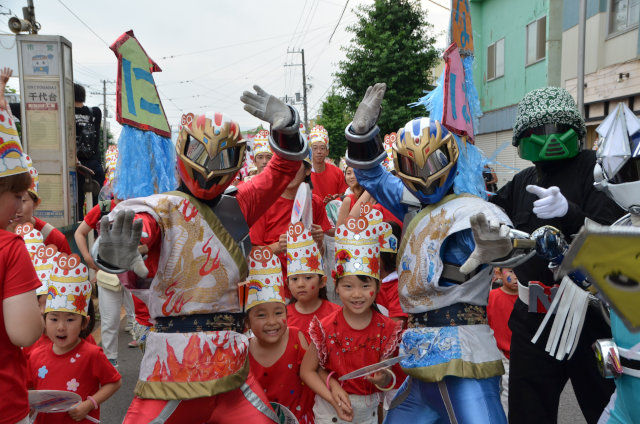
[309, 124, 329, 147]
[239, 246, 285, 311]
[251, 129, 272, 157]
[45, 253, 92, 316]
[24, 155, 39, 198]
[333, 203, 397, 281]
[286, 221, 324, 277]
[16, 223, 45, 260]
[33, 244, 60, 296]
[0, 108, 29, 178]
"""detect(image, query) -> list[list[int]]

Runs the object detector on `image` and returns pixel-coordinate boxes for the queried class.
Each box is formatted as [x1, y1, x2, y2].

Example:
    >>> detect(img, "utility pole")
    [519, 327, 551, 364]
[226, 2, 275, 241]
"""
[90, 81, 115, 152]
[577, 0, 586, 116]
[285, 48, 309, 134]
[102, 80, 107, 152]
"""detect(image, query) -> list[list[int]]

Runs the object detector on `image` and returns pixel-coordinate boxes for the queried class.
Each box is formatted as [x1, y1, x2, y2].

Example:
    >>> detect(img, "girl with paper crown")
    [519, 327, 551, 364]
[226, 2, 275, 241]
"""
[0, 67, 45, 424]
[15, 223, 63, 360]
[27, 253, 122, 423]
[300, 204, 402, 423]
[286, 214, 340, 339]
[241, 246, 315, 424]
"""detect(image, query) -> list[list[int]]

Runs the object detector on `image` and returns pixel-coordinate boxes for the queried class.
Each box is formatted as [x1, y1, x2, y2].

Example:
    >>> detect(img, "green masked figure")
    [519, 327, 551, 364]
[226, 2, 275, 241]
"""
[512, 87, 585, 162]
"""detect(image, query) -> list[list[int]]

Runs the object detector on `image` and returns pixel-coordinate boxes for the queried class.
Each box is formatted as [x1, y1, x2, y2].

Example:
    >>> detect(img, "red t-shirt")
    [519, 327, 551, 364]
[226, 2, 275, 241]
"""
[23, 333, 50, 360]
[311, 163, 347, 200]
[23, 334, 97, 360]
[28, 339, 121, 424]
[487, 287, 518, 359]
[33, 217, 72, 254]
[0, 230, 41, 424]
[249, 327, 315, 424]
[376, 274, 407, 320]
[309, 308, 403, 395]
[83, 199, 116, 229]
[287, 299, 341, 337]
[250, 193, 332, 280]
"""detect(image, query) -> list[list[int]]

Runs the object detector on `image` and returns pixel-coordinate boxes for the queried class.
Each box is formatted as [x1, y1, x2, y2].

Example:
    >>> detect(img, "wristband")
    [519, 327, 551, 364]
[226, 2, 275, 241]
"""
[326, 371, 336, 391]
[374, 368, 396, 392]
[87, 395, 98, 410]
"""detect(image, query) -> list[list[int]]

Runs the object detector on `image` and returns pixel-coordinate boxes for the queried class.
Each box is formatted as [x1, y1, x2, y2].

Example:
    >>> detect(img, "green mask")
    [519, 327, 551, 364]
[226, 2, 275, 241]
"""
[517, 128, 580, 162]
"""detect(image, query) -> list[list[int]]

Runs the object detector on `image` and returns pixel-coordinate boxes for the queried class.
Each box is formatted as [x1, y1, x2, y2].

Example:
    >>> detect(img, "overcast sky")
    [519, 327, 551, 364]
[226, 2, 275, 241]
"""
[0, 0, 450, 138]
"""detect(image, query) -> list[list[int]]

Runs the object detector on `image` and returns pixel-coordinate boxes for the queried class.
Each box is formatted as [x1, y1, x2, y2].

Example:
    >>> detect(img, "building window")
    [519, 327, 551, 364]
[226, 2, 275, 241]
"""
[526, 16, 546, 65]
[610, 0, 640, 34]
[487, 38, 504, 81]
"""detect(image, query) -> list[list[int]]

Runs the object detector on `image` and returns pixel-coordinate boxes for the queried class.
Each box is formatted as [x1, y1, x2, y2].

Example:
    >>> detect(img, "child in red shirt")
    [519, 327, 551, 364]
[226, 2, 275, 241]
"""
[0, 97, 43, 424]
[487, 267, 519, 415]
[286, 217, 340, 337]
[301, 206, 402, 424]
[28, 253, 121, 423]
[243, 246, 315, 424]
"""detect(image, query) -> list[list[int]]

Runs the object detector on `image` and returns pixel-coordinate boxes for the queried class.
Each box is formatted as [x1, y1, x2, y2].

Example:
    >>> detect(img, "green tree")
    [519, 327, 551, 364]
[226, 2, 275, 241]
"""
[333, 0, 439, 136]
[316, 92, 351, 163]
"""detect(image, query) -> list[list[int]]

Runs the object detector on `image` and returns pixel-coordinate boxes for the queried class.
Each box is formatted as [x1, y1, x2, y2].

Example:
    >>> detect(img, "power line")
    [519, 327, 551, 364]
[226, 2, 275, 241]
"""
[427, 0, 450, 11]
[297, 0, 320, 47]
[329, 0, 350, 43]
[56, 0, 110, 47]
[288, 0, 310, 49]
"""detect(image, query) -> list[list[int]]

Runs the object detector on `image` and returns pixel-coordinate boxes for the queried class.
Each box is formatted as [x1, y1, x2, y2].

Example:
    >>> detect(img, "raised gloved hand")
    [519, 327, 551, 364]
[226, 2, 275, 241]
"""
[352, 83, 386, 135]
[460, 213, 513, 274]
[98, 210, 149, 278]
[240, 85, 292, 130]
[526, 185, 569, 219]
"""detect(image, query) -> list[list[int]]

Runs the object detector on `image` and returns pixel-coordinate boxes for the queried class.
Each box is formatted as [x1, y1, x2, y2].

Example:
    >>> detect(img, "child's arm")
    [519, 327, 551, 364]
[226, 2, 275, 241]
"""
[318, 368, 353, 418]
[300, 343, 353, 421]
[74, 221, 98, 271]
[67, 379, 122, 421]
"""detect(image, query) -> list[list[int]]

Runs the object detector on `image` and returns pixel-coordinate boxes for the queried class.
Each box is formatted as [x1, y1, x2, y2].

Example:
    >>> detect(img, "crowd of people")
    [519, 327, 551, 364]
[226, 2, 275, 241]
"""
[1, 61, 639, 424]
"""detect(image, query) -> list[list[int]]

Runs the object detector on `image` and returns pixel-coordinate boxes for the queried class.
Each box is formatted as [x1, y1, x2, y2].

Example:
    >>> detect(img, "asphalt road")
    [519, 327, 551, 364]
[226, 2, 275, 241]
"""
[97, 315, 590, 424]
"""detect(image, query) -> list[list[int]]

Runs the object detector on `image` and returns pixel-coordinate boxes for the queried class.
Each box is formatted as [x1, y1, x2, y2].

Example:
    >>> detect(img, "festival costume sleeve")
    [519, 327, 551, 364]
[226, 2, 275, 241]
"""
[354, 165, 407, 221]
[308, 315, 328, 366]
[237, 154, 301, 227]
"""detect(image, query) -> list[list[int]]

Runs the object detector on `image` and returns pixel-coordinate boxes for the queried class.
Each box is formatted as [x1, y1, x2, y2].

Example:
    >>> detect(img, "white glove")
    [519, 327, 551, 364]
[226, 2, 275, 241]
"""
[460, 213, 513, 274]
[526, 185, 568, 219]
[352, 83, 386, 135]
[98, 210, 149, 278]
[240, 85, 292, 130]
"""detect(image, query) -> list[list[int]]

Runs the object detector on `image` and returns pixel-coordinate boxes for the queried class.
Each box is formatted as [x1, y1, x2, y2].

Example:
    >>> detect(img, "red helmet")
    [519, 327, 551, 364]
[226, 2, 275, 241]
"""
[176, 112, 246, 200]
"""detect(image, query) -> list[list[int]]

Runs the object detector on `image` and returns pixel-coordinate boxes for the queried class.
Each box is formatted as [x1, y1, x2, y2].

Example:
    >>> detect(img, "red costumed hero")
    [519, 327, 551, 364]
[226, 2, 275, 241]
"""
[94, 85, 308, 423]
